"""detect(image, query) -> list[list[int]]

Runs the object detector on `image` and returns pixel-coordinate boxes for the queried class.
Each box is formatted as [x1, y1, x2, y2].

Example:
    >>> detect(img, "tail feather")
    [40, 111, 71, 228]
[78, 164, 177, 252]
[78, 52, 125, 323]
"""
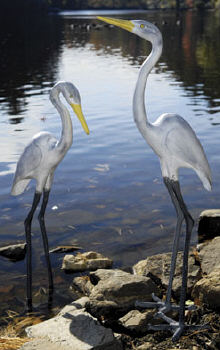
[11, 179, 31, 196]
[196, 168, 212, 191]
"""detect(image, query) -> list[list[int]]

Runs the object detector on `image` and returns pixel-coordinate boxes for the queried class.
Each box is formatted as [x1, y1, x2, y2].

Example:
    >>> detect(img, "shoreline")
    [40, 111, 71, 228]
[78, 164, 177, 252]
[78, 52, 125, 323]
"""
[1, 234, 220, 350]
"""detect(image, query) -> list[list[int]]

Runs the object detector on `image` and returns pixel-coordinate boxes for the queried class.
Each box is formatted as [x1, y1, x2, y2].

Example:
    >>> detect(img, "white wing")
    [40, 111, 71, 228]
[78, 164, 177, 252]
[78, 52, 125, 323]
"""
[11, 140, 42, 196]
[164, 115, 211, 190]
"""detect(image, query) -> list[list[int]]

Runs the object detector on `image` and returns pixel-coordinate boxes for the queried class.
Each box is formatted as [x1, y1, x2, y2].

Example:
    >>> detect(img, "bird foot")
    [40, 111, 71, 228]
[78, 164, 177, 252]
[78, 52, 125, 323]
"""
[135, 293, 196, 314]
[148, 317, 210, 342]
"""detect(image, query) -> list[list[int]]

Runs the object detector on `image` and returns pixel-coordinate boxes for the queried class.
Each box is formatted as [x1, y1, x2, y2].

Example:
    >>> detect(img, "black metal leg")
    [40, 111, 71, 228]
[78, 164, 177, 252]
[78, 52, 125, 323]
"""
[137, 179, 200, 341]
[38, 190, 53, 296]
[171, 180, 194, 341]
[24, 191, 41, 312]
[135, 178, 185, 313]
[163, 177, 184, 308]
[149, 180, 195, 341]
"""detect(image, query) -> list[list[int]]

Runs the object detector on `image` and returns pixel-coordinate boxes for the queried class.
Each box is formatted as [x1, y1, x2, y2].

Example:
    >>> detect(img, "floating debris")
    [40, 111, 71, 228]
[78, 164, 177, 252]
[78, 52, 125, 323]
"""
[93, 163, 110, 172]
[50, 245, 82, 254]
[51, 205, 58, 210]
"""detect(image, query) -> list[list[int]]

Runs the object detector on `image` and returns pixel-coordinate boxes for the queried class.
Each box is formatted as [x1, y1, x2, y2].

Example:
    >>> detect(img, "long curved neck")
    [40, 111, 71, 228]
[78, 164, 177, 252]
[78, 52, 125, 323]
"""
[50, 89, 73, 153]
[133, 36, 162, 137]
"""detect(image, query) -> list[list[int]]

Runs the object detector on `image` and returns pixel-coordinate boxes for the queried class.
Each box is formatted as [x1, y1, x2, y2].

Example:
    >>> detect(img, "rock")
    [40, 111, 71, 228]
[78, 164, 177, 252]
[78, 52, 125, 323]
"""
[50, 245, 82, 253]
[198, 209, 220, 242]
[0, 243, 26, 261]
[24, 297, 122, 350]
[192, 267, 220, 309]
[119, 309, 155, 334]
[58, 297, 90, 315]
[72, 276, 94, 296]
[197, 236, 220, 274]
[133, 251, 200, 297]
[62, 251, 113, 272]
[20, 339, 62, 350]
[86, 269, 160, 319]
[89, 269, 121, 285]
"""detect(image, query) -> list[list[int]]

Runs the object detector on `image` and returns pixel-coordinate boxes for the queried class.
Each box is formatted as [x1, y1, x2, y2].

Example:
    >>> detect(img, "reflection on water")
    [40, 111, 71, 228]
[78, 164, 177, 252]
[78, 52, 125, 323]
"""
[0, 9, 220, 318]
[57, 8, 149, 18]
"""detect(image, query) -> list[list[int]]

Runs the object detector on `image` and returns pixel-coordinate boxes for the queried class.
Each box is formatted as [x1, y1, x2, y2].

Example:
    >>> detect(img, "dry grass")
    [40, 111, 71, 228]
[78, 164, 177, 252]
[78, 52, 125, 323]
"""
[0, 337, 30, 350]
[0, 311, 43, 350]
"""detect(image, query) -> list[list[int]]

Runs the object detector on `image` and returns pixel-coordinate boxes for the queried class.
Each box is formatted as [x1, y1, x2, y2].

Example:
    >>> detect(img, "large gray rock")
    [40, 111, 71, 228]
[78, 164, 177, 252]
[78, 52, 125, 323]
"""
[133, 251, 200, 297]
[23, 297, 122, 350]
[192, 267, 220, 309]
[0, 243, 26, 261]
[62, 251, 113, 272]
[86, 269, 160, 318]
[197, 236, 220, 274]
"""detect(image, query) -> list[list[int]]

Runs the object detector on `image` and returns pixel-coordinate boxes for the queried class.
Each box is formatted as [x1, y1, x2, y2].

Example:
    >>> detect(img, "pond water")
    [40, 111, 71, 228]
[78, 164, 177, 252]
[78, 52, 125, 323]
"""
[0, 9, 220, 319]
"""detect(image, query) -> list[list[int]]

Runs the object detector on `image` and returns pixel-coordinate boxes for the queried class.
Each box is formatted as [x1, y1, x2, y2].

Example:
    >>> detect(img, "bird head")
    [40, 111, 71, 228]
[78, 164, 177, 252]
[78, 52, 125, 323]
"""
[97, 17, 162, 44]
[53, 81, 90, 135]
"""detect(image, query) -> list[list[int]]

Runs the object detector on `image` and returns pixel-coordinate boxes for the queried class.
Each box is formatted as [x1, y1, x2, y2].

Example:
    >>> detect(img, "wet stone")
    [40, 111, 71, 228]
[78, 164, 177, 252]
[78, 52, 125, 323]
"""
[62, 251, 113, 272]
[0, 243, 26, 261]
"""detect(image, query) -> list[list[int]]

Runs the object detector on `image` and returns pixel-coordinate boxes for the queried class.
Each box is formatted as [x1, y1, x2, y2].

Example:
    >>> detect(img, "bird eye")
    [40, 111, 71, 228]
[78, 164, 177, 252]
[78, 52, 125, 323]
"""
[140, 24, 145, 28]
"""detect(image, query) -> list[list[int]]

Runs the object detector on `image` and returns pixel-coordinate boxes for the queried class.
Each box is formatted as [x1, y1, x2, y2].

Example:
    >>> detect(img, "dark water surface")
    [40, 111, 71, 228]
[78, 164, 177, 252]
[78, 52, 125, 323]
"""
[0, 9, 220, 318]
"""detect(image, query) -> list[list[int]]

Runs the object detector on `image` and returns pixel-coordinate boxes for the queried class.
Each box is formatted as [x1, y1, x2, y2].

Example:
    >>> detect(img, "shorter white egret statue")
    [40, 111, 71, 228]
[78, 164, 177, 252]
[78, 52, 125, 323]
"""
[11, 81, 89, 312]
[97, 16, 211, 341]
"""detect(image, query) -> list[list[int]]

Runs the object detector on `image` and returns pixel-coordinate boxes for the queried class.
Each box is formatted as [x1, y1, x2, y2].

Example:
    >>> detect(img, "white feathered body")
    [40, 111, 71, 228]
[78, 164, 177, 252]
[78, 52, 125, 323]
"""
[11, 131, 69, 196]
[136, 112, 211, 191]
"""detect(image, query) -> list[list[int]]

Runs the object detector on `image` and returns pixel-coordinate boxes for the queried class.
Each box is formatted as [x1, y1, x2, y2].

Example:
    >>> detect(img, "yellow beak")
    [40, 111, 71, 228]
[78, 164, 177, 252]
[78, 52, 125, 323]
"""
[71, 103, 90, 135]
[97, 16, 134, 33]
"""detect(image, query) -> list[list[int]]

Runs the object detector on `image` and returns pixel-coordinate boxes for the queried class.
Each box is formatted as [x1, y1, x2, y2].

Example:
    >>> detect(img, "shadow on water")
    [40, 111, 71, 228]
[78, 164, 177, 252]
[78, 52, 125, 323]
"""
[0, 9, 220, 320]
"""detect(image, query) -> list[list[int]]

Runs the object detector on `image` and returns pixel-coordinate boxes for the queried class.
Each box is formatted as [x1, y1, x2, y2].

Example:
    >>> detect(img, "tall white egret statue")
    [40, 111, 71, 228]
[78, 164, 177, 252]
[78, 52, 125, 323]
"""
[11, 81, 89, 312]
[98, 17, 211, 341]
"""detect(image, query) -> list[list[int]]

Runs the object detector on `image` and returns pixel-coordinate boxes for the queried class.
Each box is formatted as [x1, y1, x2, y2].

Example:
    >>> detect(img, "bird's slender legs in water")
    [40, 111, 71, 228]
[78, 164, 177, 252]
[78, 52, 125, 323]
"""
[24, 192, 41, 312]
[24, 190, 53, 312]
[135, 178, 198, 341]
[38, 190, 53, 308]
